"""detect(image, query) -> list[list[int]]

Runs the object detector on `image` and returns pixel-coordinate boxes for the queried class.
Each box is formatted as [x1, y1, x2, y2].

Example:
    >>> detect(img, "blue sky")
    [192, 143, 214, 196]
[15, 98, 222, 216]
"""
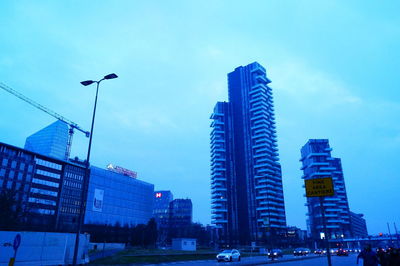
[1, 1, 399, 234]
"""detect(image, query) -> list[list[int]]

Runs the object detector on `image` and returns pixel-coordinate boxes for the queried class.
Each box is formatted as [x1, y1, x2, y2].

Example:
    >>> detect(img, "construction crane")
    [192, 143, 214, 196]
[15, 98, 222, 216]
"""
[0, 81, 90, 160]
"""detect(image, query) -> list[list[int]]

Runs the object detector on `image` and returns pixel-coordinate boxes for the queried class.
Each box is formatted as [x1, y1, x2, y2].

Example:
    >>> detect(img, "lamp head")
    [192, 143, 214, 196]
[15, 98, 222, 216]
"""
[81, 80, 95, 86]
[104, 73, 118, 80]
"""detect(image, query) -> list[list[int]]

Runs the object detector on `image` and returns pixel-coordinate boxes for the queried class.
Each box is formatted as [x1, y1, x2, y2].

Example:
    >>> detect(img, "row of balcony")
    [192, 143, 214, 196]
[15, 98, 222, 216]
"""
[250, 109, 274, 122]
[250, 91, 274, 104]
[211, 197, 227, 204]
[250, 82, 272, 94]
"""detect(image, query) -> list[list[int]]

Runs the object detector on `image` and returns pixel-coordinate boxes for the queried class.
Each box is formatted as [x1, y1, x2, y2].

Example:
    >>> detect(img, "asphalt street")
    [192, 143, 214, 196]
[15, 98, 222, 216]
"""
[142, 254, 360, 266]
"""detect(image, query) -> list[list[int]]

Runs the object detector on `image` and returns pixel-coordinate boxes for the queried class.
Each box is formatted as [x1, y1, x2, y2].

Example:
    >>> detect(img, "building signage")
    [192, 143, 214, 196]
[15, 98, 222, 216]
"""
[93, 189, 104, 212]
[305, 177, 334, 197]
[106, 163, 137, 178]
[155, 192, 162, 198]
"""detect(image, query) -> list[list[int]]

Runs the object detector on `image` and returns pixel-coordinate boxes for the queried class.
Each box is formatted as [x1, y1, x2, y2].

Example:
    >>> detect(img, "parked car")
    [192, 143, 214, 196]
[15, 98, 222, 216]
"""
[336, 248, 349, 256]
[294, 248, 311, 256]
[216, 249, 241, 262]
[267, 249, 283, 260]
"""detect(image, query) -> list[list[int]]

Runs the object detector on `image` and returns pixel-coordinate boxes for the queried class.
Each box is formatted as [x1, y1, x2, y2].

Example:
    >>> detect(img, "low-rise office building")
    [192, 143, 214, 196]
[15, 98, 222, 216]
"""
[169, 199, 193, 229]
[350, 212, 368, 238]
[0, 142, 86, 231]
[84, 166, 154, 226]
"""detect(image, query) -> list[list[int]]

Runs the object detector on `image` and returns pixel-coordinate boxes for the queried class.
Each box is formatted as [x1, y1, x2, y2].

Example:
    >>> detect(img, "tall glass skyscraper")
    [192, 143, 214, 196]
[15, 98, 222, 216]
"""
[210, 62, 286, 246]
[25, 120, 69, 160]
[300, 139, 352, 242]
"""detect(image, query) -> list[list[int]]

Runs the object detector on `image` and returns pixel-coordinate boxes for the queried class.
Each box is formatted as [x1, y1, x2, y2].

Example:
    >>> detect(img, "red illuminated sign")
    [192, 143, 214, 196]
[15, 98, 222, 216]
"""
[155, 193, 162, 198]
[106, 164, 137, 178]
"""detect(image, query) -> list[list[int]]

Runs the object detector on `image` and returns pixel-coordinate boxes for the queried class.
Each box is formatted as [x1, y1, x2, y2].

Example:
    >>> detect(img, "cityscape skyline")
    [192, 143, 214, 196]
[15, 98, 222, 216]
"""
[1, 1, 399, 235]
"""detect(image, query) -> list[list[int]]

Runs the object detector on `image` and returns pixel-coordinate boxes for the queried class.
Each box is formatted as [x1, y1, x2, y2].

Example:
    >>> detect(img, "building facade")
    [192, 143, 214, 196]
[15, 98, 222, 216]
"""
[24, 120, 70, 160]
[350, 212, 368, 238]
[0, 142, 86, 231]
[300, 139, 352, 242]
[84, 166, 154, 226]
[153, 190, 173, 229]
[210, 62, 286, 245]
[169, 199, 192, 229]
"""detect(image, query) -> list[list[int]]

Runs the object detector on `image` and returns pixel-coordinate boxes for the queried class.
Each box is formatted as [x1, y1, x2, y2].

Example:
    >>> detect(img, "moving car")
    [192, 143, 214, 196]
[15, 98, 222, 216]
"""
[267, 249, 283, 260]
[330, 248, 339, 255]
[314, 249, 327, 255]
[216, 249, 241, 262]
[293, 248, 311, 256]
[336, 248, 349, 256]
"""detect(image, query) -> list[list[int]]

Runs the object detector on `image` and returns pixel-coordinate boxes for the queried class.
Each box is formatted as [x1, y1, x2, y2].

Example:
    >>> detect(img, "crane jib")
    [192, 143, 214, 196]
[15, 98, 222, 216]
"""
[0, 81, 90, 159]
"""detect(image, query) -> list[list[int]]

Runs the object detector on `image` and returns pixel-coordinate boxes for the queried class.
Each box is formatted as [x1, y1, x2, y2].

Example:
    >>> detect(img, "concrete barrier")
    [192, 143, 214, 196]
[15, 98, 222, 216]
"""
[0, 231, 89, 265]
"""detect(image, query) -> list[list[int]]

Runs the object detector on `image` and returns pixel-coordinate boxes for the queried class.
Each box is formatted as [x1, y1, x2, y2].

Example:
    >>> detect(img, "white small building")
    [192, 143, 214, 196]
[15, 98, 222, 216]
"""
[172, 238, 196, 251]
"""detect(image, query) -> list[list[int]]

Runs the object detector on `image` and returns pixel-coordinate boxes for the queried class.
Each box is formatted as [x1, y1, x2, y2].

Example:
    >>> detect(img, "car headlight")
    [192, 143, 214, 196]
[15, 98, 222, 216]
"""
[273, 252, 277, 255]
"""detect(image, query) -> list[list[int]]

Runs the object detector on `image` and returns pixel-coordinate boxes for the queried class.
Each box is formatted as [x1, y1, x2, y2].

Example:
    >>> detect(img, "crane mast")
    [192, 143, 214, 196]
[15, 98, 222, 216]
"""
[0, 82, 90, 159]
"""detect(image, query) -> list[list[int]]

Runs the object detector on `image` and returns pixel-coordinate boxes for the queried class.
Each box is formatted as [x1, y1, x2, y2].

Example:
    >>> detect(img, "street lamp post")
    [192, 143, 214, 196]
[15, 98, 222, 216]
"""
[72, 73, 118, 265]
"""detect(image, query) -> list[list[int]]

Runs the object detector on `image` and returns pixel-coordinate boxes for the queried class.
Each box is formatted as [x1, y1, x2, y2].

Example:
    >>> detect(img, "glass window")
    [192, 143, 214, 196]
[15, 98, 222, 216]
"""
[2, 158, 8, 167]
[0, 178, 3, 186]
[36, 169, 60, 179]
[28, 165, 33, 172]
[35, 158, 62, 170]
[9, 170, 15, 179]
[0, 168, 5, 177]
[7, 181, 12, 189]
[26, 174, 32, 182]
[11, 161, 17, 168]
[30, 187, 58, 197]
[32, 178, 59, 188]
[17, 172, 23, 181]
[28, 197, 56, 206]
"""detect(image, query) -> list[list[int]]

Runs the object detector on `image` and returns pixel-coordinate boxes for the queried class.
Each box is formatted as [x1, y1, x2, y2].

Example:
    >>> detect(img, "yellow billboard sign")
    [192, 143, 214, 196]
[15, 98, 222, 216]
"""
[305, 177, 334, 197]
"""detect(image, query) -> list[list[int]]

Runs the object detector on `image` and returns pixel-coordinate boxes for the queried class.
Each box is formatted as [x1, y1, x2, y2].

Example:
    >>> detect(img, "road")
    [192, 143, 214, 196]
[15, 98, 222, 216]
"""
[143, 254, 358, 266]
[273, 254, 357, 266]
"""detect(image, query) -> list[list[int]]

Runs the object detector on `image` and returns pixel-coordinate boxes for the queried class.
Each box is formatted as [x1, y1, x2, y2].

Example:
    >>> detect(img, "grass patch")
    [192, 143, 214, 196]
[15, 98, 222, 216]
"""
[90, 253, 216, 265]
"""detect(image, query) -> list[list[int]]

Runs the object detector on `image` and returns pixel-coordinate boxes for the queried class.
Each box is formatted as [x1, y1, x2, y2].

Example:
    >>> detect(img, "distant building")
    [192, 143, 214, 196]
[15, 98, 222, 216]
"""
[210, 62, 286, 245]
[300, 139, 352, 242]
[153, 190, 173, 229]
[24, 120, 69, 160]
[350, 212, 368, 238]
[284, 226, 308, 246]
[0, 142, 86, 232]
[169, 199, 192, 229]
[172, 238, 196, 251]
[84, 166, 154, 226]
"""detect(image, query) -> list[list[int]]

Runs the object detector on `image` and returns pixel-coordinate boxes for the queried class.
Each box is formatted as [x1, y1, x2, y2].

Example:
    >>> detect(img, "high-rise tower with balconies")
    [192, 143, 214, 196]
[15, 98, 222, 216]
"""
[210, 62, 286, 246]
[300, 139, 352, 242]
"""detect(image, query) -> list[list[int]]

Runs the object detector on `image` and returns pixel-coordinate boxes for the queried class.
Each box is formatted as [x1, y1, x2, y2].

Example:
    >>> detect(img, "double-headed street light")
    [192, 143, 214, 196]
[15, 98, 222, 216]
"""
[72, 73, 118, 265]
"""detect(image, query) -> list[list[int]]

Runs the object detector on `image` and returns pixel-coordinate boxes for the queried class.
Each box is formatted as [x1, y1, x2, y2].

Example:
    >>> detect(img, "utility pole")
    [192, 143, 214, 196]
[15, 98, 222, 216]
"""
[304, 177, 335, 266]
[320, 197, 332, 266]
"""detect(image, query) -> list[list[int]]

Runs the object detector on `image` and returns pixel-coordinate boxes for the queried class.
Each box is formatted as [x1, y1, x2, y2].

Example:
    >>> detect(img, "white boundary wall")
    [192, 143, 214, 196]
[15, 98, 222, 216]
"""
[0, 231, 89, 265]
